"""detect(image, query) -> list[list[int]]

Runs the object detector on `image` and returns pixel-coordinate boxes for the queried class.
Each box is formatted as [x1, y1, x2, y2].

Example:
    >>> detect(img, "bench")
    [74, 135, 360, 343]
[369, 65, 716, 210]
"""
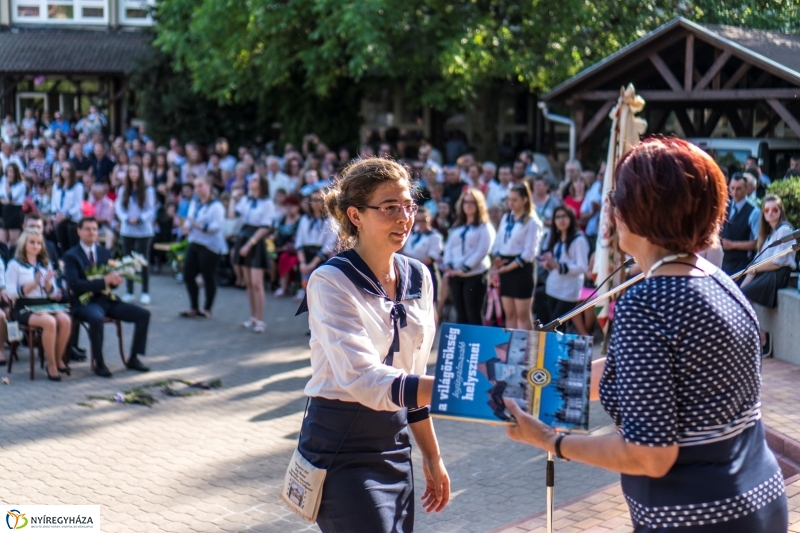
[753, 287, 800, 365]
[153, 243, 173, 253]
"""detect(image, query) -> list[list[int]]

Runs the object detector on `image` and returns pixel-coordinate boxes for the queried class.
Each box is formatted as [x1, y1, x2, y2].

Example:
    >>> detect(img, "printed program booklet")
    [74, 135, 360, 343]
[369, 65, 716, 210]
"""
[430, 323, 593, 431]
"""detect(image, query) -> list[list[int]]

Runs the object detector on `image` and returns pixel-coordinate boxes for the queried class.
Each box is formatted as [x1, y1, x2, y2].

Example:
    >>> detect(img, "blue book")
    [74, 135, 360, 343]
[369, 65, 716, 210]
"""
[430, 323, 592, 432]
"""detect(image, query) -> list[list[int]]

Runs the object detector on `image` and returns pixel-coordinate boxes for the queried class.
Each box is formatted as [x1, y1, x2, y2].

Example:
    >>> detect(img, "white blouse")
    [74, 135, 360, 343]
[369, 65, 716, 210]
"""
[443, 223, 495, 275]
[6, 259, 58, 300]
[402, 229, 443, 264]
[115, 186, 156, 238]
[52, 182, 86, 221]
[544, 233, 590, 302]
[491, 212, 543, 265]
[184, 199, 228, 254]
[235, 196, 275, 227]
[295, 215, 337, 256]
[304, 256, 436, 412]
[0, 178, 27, 205]
[759, 223, 798, 270]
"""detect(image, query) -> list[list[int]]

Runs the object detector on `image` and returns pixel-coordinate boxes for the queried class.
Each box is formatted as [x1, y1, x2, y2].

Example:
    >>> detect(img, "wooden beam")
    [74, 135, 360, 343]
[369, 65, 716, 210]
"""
[725, 108, 747, 137]
[766, 99, 800, 139]
[756, 111, 782, 137]
[684, 34, 694, 92]
[649, 53, 683, 92]
[703, 109, 724, 136]
[650, 109, 671, 133]
[752, 71, 771, 88]
[694, 50, 732, 91]
[723, 62, 751, 89]
[579, 100, 615, 143]
[674, 109, 697, 137]
[576, 87, 800, 101]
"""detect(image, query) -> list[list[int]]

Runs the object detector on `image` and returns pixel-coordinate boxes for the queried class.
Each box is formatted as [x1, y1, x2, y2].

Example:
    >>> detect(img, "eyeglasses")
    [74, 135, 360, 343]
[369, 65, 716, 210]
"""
[360, 203, 419, 218]
[763, 207, 781, 214]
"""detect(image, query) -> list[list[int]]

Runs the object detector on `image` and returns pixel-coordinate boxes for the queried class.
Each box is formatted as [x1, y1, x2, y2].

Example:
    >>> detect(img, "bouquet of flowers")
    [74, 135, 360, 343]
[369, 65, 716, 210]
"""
[79, 252, 148, 305]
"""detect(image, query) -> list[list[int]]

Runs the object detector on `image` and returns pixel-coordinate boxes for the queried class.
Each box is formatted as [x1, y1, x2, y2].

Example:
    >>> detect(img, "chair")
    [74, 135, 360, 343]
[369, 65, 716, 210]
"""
[67, 294, 127, 371]
[7, 325, 45, 380]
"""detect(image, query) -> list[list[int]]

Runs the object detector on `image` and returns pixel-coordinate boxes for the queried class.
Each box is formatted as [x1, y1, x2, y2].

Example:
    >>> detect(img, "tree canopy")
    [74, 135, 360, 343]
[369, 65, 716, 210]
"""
[151, 0, 799, 143]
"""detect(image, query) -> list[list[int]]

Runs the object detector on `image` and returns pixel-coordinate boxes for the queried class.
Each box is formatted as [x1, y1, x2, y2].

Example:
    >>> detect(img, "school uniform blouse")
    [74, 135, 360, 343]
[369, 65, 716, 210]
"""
[491, 212, 543, 267]
[52, 182, 86, 222]
[294, 215, 338, 259]
[443, 222, 495, 275]
[6, 259, 58, 300]
[544, 233, 589, 302]
[303, 250, 436, 419]
[115, 186, 156, 238]
[0, 179, 27, 205]
[758, 222, 797, 270]
[402, 229, 443, 265]
[183, 198, 228, 254]
[234, 196, 275, 227]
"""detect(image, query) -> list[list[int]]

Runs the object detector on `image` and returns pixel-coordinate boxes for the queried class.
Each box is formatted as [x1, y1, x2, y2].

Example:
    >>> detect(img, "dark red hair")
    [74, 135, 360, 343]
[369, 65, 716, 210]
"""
[611, 137, 727, 253]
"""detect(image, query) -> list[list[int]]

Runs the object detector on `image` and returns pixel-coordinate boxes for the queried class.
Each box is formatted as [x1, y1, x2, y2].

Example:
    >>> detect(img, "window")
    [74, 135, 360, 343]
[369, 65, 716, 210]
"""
[119, 0, 154, 25]
[12, 0, 107, 24]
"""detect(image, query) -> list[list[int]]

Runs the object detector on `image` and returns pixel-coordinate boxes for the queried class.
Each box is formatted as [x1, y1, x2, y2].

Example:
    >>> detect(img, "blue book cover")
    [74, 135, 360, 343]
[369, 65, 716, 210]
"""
[430, 323, 592, 432]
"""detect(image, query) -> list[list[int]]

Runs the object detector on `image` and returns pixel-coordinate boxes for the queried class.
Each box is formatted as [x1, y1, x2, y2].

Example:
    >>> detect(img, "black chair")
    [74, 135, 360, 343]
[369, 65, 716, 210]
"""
[68, 294, 127, 371]
[7, 325, 45, 380]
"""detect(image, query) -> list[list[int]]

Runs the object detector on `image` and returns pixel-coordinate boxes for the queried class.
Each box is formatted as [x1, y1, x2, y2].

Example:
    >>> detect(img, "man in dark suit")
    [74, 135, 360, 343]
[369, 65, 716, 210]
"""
[63, 217, 151, 377]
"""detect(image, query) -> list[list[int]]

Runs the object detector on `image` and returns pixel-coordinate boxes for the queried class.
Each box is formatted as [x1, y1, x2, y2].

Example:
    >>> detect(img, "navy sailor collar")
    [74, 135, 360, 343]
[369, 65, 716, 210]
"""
[296, 248, 424, 316]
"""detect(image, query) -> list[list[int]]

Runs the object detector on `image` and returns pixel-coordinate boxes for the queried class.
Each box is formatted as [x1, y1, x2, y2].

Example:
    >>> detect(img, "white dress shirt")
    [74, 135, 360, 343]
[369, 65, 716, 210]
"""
[485, 180, 511, 209]
[304, 255, 436, 412]
[1, 179, 27, 205]
[545, 234, 590, 302]
[80, 241, 98, 263]
[491, 212, 543, 265]
[184, 198, 228, 254]
[295, 215, 338, 257]
[402, 229, 443, 264]
[52, 182, 86, 222]
[115, 186, 156, 238]
[266, 171, 292, 196]
[6, 259, 58, 300]
[235, 196, 275, 227]
[443, 223, 495, 275]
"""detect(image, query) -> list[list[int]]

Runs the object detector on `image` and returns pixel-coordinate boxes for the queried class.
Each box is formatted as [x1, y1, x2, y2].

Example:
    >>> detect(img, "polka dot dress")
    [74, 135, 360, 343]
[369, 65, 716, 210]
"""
[599, 271, 788, 532]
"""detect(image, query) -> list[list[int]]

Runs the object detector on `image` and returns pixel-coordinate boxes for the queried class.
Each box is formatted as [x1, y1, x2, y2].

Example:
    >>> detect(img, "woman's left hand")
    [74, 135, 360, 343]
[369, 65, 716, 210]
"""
[504, 398, 558, 450]
[421, 455, 450, 513]
[239, 244, 251, 257]
[543, 255, 558, 272]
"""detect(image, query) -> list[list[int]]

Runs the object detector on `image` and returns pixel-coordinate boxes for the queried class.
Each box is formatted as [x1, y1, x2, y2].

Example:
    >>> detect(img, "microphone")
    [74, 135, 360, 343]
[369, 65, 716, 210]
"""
[766, 228, 800, 248]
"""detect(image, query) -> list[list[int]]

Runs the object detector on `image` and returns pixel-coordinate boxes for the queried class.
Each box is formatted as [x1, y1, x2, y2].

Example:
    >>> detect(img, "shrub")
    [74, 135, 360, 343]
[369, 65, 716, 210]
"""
[767, 176, 800, 229]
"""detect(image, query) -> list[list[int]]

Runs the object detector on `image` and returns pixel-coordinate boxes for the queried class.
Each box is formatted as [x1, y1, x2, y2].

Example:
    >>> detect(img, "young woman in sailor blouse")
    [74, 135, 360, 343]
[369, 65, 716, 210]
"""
[115, 163, 156, 304]
[402, 206, 443, 306]
[299, 158, 450, 532]
[293, 189, 337, 301]
[52, 161, 85, 255]
[233, 174, 275, 333]
[442, 188, 495, 325]
[490, 183, 542, 330]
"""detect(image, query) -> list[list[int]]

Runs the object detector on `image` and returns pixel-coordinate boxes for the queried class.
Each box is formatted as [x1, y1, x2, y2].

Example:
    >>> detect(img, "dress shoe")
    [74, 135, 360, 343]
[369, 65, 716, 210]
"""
[126, 356, 150, 372]
[94, 362, 113, 378]
[70, 347, 87, 362]
[74, 346, 87, 355]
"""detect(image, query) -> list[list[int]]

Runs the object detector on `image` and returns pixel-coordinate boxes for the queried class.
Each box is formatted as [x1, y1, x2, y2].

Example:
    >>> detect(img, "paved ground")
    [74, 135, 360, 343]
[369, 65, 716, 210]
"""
[0, 274, 618, 533]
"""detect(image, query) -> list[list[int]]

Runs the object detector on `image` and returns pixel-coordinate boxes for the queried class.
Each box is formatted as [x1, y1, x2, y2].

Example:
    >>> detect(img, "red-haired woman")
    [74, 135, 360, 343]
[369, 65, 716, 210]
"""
[504, 137, 787, 532]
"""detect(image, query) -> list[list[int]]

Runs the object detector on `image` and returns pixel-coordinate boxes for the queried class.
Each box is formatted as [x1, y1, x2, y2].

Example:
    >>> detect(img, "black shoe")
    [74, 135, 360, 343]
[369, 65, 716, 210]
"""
[58, 366, 71, 376]
[47, 373, 62, 382]
[94, 362, 113, 378]
[70, 347, 87, 362]
[74, 346, 87, 355]
[126, 356, 150, 372]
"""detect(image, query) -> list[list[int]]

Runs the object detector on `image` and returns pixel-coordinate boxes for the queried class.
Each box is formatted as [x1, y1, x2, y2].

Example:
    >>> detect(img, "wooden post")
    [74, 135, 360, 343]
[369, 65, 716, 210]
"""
[684, 34, 694, 92]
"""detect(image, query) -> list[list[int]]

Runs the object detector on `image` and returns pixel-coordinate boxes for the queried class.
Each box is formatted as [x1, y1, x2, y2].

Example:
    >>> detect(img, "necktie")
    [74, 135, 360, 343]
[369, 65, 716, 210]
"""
[89, 249, 95, 266]
[730, 204, 738, 221]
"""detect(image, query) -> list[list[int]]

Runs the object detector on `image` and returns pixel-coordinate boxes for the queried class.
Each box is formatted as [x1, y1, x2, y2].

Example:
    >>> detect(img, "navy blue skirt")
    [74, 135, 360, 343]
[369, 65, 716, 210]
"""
[298, 397, 414, 533]
[622, 421, 788, 532]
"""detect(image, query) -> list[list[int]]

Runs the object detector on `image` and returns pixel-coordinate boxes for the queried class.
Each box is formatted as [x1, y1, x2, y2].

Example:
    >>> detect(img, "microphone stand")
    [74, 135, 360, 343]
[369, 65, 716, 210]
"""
[532, 240, 799, 533]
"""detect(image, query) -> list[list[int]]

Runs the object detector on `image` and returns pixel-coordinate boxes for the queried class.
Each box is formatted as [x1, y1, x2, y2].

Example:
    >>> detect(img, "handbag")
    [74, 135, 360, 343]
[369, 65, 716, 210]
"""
[280, 399, 361, 523]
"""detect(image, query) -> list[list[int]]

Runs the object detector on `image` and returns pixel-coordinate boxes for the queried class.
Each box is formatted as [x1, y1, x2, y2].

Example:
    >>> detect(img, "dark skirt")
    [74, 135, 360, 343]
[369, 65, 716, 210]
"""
[3, 204, 23, 231]
[233, 224, 269, 269]
[299, 397, 414, 533]
[622, 421, 787, 533]
[12, 298, 53, 326]
[741, 266, 792, 309]
[498, 257, 535, 299]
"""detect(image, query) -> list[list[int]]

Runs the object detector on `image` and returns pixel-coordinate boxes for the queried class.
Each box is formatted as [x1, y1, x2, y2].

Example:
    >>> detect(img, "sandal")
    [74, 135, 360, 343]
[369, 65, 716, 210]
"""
[198, 310, 212, 319]
[179, 310, 199, 318]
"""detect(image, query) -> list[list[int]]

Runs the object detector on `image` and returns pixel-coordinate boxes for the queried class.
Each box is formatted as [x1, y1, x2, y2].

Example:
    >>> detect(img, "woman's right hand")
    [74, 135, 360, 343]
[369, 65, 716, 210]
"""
[421, 455, 450, 513]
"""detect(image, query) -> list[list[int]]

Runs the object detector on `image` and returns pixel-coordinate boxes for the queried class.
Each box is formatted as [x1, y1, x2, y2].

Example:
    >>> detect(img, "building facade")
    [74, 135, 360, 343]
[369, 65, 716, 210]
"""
[0, 0, 153, 134]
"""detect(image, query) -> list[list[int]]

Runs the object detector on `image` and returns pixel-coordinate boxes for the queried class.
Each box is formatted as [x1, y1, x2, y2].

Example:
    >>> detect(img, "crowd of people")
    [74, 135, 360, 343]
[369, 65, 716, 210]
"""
[0, 105, 797, 361]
